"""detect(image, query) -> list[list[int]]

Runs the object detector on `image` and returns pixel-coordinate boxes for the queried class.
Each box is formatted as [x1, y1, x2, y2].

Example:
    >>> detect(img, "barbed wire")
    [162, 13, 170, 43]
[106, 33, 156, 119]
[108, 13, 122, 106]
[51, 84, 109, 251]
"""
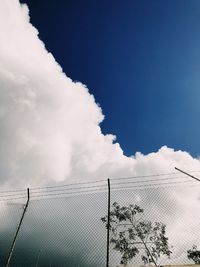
[28, 171, 192, 191]
[0, 170, 199, 201]
[0, 176, 194, 199]
[24, 181, 200, 201]
[0, 196, 27, 202]
[1, 181, 198, 202]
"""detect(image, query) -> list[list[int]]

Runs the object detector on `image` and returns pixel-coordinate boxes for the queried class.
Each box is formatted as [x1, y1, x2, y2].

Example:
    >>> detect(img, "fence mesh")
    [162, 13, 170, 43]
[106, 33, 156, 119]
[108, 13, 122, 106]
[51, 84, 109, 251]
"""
[109, 184, 200, 267]
[0, 172, 200, 267]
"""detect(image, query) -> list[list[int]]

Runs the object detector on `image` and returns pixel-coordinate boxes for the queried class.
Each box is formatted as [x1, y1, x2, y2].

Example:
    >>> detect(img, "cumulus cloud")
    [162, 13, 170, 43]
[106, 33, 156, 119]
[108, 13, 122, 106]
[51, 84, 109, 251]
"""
[0, 0, 200, 189]
[1, 1, 200, 266]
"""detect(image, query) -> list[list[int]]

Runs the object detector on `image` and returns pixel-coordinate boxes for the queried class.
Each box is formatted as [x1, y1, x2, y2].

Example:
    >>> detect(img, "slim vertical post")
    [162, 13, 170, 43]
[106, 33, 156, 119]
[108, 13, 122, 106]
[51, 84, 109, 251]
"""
[106, 179, 111, 267]
[5, 188, 30, 267]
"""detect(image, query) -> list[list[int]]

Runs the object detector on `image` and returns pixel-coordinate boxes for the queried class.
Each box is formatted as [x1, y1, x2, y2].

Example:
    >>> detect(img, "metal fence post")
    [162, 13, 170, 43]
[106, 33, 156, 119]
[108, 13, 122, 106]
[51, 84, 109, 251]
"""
[5, 188, 30, 267]
[175, 167, 200, 182]
[106, 179, 111, 267]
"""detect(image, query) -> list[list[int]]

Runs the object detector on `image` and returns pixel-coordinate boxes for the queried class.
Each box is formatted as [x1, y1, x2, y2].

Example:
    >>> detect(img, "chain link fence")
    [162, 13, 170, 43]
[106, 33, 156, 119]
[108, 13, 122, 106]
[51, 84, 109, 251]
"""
[0, 172, 200, 267]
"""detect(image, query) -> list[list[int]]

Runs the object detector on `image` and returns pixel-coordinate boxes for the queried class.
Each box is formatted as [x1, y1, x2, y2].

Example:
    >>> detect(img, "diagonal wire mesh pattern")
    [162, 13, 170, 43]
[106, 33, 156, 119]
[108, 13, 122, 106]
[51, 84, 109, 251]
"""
[109, 175, 200, 267]
[0, 171, 199, 266]
[9, 183, 108, 267]
[0, 197, 27, 266]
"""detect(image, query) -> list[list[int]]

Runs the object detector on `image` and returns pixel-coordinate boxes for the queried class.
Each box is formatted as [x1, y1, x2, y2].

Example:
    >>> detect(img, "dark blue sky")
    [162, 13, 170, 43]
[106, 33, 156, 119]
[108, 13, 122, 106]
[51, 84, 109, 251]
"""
[20, 0, 200, 157]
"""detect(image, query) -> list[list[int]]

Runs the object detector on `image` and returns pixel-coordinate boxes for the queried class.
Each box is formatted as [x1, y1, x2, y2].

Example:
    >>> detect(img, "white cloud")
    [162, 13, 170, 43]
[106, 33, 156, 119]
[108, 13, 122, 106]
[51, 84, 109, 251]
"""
[0, 0, 200, 189]
[0, 1, 200, 265]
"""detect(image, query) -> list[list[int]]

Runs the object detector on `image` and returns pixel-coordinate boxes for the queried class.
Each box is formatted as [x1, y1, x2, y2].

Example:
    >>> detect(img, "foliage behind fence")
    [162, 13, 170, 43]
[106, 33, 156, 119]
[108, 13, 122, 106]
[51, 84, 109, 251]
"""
[0, 172, 200, 266]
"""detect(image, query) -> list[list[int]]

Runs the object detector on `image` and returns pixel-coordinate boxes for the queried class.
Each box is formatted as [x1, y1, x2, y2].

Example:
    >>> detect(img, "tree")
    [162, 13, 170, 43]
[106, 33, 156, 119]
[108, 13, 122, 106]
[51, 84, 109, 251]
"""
[187, 245, 200, 264]
[101, 202, 172, 266]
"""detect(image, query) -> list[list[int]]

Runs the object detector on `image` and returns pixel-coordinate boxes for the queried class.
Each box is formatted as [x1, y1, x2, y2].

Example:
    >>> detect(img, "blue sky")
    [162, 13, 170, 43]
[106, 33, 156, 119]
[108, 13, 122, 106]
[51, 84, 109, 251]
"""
[20, 0, 200, 157]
